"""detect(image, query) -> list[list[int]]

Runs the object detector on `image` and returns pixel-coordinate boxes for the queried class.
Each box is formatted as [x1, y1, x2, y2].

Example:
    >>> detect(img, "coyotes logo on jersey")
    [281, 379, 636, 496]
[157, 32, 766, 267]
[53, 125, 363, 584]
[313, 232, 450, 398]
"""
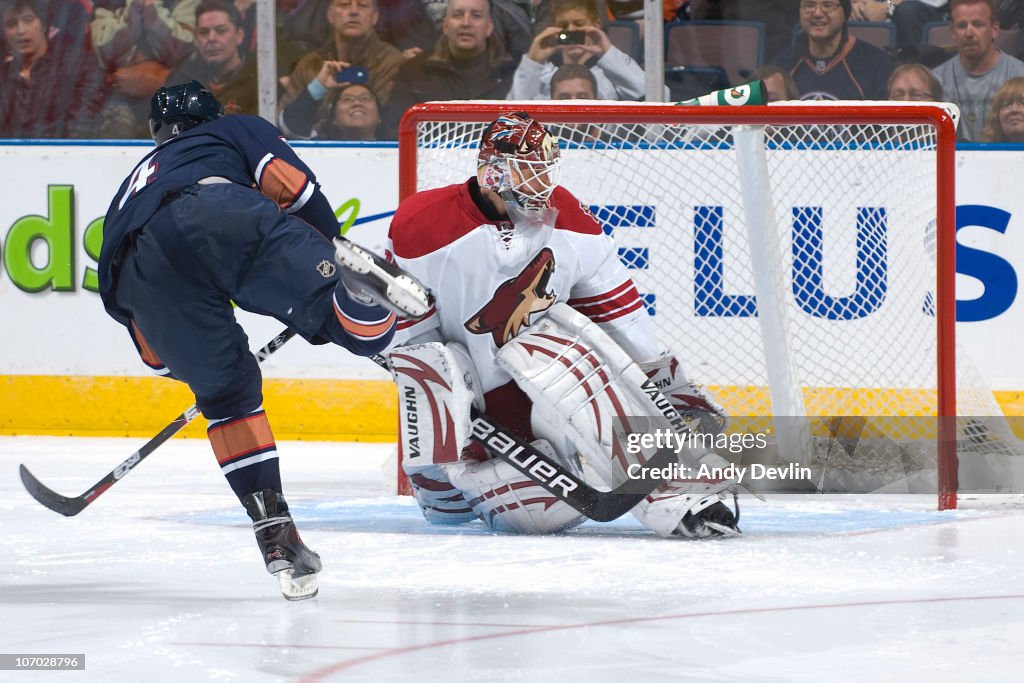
[465, 248, 557, 347]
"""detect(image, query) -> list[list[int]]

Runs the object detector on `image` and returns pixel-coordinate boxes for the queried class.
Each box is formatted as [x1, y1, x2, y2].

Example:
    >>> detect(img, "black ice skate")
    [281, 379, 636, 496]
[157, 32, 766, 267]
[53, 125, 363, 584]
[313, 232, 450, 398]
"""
[334, 238, 430, 319]
[242, 489, 322, 601]
[674, 494, 742, 539]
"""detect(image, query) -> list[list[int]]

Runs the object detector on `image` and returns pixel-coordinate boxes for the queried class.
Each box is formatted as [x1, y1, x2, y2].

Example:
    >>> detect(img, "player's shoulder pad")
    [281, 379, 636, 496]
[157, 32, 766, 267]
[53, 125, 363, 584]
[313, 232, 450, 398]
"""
[390, 181, 487, 259]
[551, 186, 604, 236]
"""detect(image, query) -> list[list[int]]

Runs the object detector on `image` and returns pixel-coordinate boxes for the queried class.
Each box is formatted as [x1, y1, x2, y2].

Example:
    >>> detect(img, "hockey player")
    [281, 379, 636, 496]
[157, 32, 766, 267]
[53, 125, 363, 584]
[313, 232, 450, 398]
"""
[98, 81, 428, 600]
[385, 111, 741, 538]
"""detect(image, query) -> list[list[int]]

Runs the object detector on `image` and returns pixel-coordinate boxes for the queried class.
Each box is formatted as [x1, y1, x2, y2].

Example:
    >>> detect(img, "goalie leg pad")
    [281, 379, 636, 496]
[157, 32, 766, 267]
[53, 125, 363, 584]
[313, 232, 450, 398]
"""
[387, 342, 480, 469]
[403, 462, 480, 525]
[497, 303, 723, 484]
[496, 305, 651, 486]
[628, 433, 741, 536]
[446, 440, 586, 534]
[497, 303, 739, 534]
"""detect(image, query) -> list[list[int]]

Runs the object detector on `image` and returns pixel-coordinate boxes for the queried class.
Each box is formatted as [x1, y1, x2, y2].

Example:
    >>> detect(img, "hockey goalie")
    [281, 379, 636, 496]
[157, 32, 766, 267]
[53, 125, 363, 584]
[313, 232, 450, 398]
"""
[385, 112, 740, 538]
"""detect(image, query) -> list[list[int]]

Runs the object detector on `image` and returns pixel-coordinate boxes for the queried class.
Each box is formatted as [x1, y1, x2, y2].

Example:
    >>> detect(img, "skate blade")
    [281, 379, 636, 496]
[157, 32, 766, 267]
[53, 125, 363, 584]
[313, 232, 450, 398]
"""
[385, 277, 430, 319]
[333, 239, 375, 274]
[276, 568, 319, 601]
[334, 240, 430, 318]
[703, 521, 742, 537]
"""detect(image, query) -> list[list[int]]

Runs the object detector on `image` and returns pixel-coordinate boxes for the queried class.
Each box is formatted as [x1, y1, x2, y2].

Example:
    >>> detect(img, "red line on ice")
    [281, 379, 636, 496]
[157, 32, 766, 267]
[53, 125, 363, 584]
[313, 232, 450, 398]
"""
[297, 593, 1024, 681]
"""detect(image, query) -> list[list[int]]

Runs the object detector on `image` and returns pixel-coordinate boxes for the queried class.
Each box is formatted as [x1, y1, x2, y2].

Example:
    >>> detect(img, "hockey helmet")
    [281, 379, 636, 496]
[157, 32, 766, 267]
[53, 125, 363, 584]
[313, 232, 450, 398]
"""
[477, 112, 561, 213]
[148, 80, 224, 145]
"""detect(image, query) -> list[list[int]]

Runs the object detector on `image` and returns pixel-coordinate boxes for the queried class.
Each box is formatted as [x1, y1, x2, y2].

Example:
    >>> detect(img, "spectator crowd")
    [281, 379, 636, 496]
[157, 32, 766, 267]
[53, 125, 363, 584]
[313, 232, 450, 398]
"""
[2, 0, 1024, 142]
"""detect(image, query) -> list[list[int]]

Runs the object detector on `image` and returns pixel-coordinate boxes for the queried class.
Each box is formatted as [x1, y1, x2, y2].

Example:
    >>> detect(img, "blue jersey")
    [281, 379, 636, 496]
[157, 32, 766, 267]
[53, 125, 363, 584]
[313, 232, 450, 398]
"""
[771, 30, 893, 101]
[99, 115, 338, 324]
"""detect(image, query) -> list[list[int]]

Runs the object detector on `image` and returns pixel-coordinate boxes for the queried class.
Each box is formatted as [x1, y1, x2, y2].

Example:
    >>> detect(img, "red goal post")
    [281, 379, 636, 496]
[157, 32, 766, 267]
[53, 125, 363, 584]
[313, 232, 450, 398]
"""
[397, 100, 971, 509]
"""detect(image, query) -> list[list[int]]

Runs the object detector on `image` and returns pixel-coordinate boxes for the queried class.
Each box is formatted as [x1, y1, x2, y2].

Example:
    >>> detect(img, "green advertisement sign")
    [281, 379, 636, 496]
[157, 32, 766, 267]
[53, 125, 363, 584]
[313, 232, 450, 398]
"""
[2, 186, 372, 294]
[1, 185, 102, 294]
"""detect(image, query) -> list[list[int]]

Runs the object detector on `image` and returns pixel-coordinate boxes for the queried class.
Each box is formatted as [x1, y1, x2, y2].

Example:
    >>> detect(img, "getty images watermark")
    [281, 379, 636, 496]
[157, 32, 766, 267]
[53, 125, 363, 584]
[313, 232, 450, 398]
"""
[622, 428, 813, 485]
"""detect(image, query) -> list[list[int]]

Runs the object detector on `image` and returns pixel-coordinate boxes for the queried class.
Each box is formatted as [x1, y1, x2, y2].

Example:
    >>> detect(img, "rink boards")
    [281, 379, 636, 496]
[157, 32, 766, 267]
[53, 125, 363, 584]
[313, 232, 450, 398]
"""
[1, 142, 1024, 438]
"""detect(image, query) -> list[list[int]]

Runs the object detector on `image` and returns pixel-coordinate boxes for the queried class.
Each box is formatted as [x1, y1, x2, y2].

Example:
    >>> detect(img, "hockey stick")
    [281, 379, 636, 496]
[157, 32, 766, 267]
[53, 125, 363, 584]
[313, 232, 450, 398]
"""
[466, 408, 677, 522]
[372, 353, 676, 522]
[19, 328, 297, 517]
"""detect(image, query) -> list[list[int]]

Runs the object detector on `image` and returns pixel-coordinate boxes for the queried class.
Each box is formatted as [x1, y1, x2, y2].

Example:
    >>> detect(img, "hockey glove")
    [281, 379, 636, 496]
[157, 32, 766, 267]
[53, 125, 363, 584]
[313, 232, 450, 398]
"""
[639, 354, 727, 436]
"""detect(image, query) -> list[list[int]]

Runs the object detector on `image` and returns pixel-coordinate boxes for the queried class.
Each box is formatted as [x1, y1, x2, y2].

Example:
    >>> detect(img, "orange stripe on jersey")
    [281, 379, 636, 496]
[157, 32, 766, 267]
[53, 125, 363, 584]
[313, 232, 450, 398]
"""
[259, 157, 307, 209]
[335, 303, 396, 339]
[129, 320, 164, 370]
[207, 412, 276, 466]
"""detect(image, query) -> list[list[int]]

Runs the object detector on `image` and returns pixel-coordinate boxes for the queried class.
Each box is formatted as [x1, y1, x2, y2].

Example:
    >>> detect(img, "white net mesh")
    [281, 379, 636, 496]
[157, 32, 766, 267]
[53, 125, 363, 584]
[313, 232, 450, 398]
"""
[406, 102, 1024, 498]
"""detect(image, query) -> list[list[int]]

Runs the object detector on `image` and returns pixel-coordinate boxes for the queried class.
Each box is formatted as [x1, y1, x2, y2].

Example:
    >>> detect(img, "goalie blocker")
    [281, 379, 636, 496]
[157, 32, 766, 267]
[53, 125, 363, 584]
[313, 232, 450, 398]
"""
[387, 304, 739, 538]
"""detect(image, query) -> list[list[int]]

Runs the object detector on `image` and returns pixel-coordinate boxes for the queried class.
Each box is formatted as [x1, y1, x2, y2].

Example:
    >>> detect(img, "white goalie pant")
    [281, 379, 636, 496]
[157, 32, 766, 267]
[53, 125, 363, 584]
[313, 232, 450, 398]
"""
[497, 303, 736, 537]
[387, 342, 585, 534]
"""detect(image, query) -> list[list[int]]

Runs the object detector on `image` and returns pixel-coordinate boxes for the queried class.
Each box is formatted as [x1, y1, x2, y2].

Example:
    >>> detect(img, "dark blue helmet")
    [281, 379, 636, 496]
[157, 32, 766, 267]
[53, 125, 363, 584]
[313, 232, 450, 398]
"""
[148, 80, 224, 145]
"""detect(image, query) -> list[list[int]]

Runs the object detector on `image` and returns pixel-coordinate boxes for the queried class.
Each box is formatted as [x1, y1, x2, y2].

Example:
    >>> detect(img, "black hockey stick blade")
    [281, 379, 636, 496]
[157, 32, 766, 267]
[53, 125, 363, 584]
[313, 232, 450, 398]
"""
[19, 405, 201, 517]
[580, 448, 677, 522]
[19, 464, 85, 517]
[19, 328, 297, 516]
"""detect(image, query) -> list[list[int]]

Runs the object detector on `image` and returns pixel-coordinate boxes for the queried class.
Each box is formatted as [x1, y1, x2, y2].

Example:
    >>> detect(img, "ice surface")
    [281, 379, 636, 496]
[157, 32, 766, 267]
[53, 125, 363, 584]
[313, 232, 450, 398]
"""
[2, 436, 1024, 682]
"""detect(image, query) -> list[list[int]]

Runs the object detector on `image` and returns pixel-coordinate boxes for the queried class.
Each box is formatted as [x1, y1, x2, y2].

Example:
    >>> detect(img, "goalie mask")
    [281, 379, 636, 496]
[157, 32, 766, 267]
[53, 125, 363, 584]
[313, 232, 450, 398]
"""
[477, 112, 561, 226]
[148, 80, 224, 145]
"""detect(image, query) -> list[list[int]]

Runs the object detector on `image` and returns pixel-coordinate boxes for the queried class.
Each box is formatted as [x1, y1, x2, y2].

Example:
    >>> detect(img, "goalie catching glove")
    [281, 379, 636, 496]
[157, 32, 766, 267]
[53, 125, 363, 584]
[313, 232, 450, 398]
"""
[639, 354, 727, 437]
[334, 238, 430, 319]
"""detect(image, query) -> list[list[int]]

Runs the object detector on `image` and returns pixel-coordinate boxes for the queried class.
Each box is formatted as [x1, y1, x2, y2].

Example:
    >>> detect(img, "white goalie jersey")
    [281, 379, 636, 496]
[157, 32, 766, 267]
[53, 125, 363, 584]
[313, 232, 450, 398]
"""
[386, 179, 660, 389]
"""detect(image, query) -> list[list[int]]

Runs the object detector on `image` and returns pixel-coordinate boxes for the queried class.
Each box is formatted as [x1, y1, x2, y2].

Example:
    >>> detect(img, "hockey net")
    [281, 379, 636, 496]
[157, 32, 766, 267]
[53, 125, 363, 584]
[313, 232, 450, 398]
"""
[398, 100, 1024, 510]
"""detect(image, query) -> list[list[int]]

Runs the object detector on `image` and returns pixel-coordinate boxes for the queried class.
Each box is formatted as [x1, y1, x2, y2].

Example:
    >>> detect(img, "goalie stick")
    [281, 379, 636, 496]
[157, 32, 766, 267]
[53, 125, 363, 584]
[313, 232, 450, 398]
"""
[465, 408, 677, 522]
[371, 353, 677, 522]
[19, 328, 297, 517]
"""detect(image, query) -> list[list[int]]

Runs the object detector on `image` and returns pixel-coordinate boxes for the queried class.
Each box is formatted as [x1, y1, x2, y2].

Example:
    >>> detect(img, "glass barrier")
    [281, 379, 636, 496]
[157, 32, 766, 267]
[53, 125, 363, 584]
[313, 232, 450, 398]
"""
[1, 1, 1022, 143]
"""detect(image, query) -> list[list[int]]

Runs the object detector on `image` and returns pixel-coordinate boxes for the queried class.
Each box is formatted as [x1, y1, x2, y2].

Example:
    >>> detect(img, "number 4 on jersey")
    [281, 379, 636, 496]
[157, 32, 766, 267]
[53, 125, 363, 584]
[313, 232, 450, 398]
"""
[118, 157, 159, 210]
